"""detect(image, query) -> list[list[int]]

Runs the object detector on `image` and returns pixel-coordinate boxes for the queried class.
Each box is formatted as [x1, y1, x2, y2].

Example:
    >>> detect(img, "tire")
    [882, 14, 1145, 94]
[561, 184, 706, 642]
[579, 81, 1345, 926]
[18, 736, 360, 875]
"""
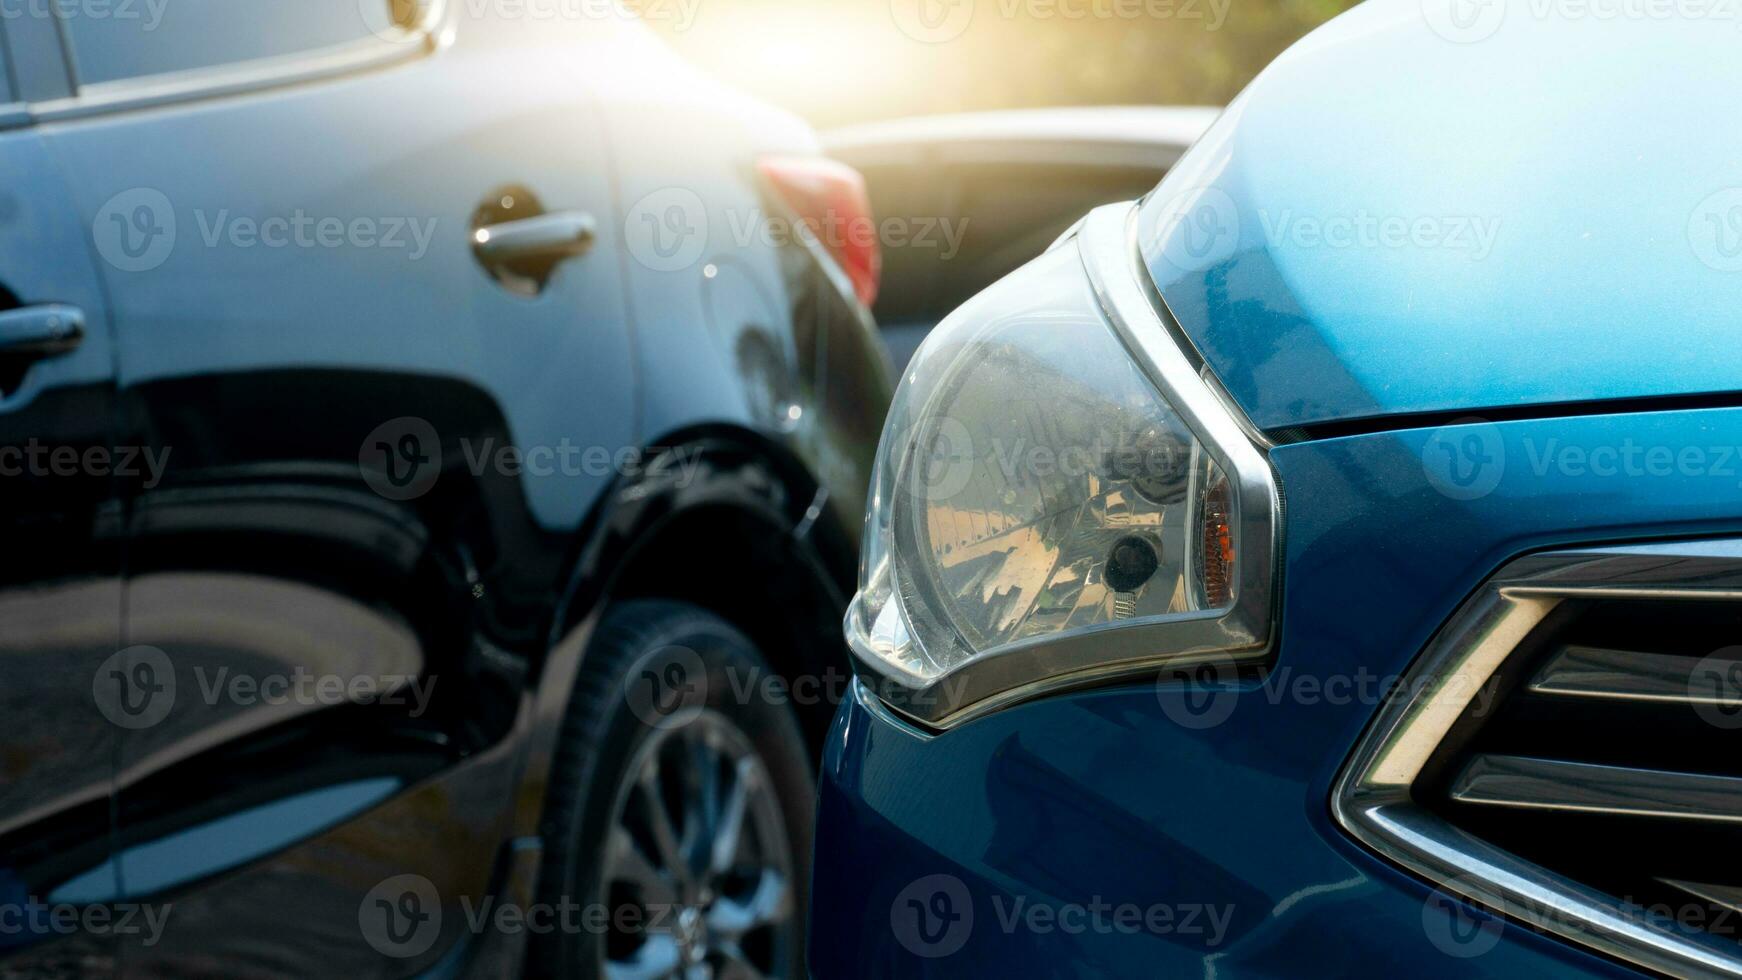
[529, 600, 814, 979]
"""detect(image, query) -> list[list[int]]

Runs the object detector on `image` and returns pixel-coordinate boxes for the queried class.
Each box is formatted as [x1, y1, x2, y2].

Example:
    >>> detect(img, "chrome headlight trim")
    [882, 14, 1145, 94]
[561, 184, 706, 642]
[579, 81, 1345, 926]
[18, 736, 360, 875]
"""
[1333, 539, 1742, 979]
[845, 202, 1281, 730]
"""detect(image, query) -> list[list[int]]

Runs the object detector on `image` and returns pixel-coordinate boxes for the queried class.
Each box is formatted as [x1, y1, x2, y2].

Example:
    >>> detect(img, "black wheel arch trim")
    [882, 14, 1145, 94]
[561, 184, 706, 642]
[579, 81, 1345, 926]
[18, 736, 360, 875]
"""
[508, 423, 854, 843]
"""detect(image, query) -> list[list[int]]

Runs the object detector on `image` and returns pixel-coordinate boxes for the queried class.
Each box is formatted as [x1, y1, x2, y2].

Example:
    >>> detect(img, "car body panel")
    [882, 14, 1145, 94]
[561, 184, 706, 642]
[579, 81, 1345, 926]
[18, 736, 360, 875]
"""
[1138, 5, 1742, 433]
[813, 406, 1742, 977]
[583, 22, 891, 540]
[0, 98, 124, 973]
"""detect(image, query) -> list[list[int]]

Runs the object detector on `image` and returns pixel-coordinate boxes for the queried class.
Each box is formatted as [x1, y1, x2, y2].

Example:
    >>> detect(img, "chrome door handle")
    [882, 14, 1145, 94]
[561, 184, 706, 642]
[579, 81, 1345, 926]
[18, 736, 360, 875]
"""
[0, 304, 84, 357]
[473, 211, 597, 265]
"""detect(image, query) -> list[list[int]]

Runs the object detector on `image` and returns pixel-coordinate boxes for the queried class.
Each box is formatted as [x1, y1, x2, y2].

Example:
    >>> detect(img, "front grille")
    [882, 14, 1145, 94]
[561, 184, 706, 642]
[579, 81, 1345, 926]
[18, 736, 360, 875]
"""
[1335, 541, 1742, 978]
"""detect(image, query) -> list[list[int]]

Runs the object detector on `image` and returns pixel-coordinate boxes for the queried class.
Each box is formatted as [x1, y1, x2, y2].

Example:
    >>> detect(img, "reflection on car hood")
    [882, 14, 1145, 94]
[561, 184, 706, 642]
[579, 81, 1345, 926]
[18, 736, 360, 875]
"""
[1137, 0, 1742, 433]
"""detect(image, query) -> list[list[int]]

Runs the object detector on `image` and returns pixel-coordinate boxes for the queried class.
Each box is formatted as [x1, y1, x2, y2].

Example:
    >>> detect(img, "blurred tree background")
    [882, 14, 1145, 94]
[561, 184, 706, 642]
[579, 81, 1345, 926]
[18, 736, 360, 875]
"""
[643, 0, 1359, 127]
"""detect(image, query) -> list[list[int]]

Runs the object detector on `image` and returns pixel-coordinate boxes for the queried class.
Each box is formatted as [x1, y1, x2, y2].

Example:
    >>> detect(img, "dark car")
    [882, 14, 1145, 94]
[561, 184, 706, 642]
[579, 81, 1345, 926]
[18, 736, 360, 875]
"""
[0, 2, 889, 976]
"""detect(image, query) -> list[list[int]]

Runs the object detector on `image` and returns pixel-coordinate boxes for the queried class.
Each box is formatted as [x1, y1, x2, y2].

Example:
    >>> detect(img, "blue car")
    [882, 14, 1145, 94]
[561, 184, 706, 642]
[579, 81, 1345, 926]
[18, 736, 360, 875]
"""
[812, 3, 1742, 977]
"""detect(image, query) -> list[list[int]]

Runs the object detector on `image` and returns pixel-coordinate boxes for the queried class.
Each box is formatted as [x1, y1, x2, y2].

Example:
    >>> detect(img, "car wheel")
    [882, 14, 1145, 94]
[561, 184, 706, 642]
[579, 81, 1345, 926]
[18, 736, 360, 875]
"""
[531, 600, 813, 979]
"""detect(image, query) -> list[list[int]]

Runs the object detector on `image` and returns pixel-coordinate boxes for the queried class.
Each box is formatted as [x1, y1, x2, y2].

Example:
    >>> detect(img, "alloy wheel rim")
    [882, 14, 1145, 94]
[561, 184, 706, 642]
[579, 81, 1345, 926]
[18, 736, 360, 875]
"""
[600, 708, 794, 980]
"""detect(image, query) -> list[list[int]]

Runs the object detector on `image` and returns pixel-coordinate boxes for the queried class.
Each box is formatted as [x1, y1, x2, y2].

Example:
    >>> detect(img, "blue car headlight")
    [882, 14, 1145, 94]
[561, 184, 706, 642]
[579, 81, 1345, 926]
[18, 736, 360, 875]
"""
[846, 204, 1282, 728]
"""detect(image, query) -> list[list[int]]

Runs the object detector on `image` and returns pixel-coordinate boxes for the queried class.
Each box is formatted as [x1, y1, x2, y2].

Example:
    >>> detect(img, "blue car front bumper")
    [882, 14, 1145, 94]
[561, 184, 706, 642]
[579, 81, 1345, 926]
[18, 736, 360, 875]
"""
[811, 408, 1742, 978]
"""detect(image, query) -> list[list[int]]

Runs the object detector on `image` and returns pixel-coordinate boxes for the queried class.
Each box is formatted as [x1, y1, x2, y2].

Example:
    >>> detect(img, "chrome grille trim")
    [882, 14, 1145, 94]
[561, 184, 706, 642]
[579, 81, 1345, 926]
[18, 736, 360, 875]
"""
[1451, 755, 1742, 824]
[1665, 881, 1742, 918]
[1333, 539, 1742, 979]
[1530, 644, 1742, 706]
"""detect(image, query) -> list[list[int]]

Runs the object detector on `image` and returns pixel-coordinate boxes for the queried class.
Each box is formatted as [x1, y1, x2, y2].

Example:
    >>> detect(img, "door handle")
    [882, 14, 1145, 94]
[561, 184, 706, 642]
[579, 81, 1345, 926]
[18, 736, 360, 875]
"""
[471, 210, 597, 297]
[473, 211, 597, 265]
[0, 304, 84, 357]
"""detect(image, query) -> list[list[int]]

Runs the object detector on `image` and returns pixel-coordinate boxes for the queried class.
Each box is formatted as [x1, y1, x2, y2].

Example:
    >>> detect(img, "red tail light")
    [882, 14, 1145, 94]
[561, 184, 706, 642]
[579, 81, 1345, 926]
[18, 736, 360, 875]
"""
[758, 155, 881, 308]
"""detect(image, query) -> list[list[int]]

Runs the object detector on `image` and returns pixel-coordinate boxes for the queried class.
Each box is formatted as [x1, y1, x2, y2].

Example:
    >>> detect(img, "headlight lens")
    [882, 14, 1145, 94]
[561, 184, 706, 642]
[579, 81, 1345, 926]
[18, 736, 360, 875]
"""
[862, 285, 1231, 674]
[848, 204, 1278, 727]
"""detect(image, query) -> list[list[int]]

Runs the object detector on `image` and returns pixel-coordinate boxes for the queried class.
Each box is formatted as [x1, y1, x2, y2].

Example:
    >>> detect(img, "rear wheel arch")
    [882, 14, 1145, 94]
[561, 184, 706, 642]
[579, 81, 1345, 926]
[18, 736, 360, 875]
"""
[514, 426, 857, 841]
[579, 425, 856, 750]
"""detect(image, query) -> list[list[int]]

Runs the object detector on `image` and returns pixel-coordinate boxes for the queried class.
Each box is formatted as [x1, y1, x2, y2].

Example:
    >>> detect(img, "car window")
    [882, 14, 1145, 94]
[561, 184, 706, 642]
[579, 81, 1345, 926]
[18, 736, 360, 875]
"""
[65, 0, 407, 87]
[0, 43, 12, 103]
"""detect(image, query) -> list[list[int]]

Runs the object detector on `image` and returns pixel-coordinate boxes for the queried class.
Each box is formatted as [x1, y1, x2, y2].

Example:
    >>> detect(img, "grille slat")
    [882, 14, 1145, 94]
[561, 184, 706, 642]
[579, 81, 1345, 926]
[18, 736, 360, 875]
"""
[1530, 643, 1742, 706]
[1663, 880, 1742, 917]
[1451, 754, 1742, 824]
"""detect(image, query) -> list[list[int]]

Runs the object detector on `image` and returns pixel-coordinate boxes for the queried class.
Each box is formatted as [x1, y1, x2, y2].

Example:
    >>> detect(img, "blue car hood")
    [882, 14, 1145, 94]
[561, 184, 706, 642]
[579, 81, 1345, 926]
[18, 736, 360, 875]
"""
[1139, 0, 1742, 433]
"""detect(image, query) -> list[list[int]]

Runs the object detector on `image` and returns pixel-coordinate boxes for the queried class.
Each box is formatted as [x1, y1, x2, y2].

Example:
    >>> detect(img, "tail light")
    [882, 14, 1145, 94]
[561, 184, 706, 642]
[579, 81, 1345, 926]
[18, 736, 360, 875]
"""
[758, 155, 881, 308]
